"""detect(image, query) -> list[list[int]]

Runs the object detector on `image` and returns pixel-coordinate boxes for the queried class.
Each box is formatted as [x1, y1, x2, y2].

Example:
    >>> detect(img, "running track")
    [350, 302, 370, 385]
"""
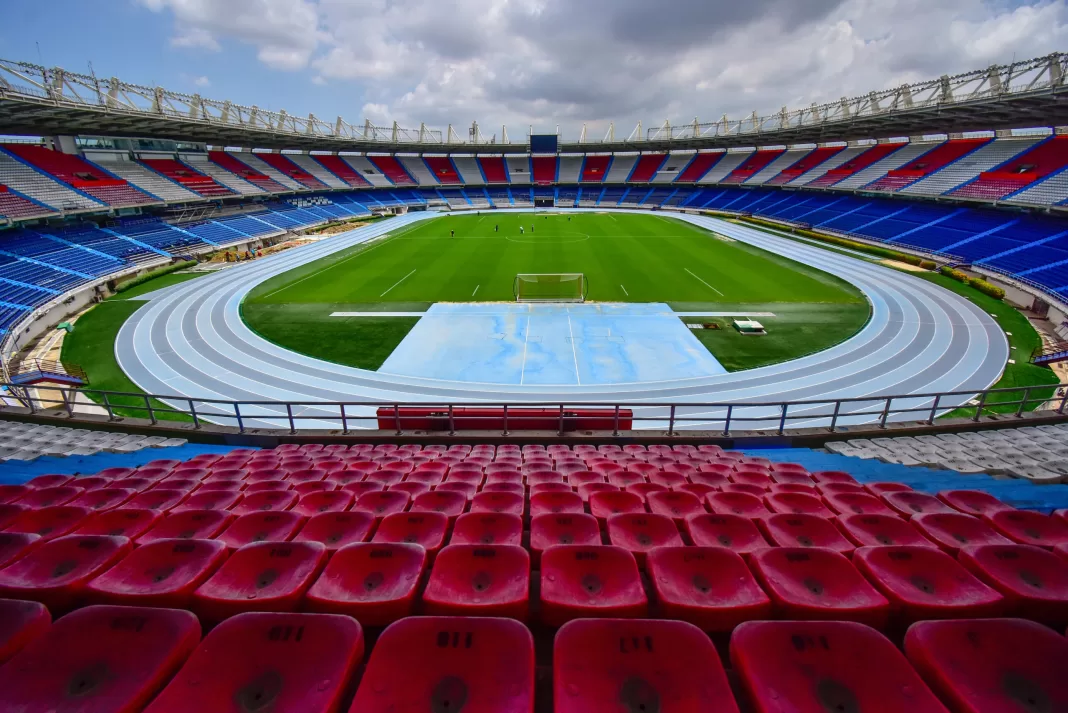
[115, 210, 1008, 430]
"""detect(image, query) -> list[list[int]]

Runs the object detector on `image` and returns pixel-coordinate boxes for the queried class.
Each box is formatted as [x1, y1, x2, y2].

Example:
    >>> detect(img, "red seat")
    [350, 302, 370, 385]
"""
[958, 543, 1068, 627]
[529, 491, 583, 517]
[824, 492, 896, 516]
[764, 492, 834, 518]
[172, 490, 242, 513]
[589, 490, 645, 524]
[867, 482, 913, 495]
[836, 513, 938, 548]
[0, 598, 49, 665]
[125, 489, 189, 511]
[938, 489, 1013, 516]
[606, 513, 684, 566]
[470, 491, 524, 516]
[883, 491, 957, 517]
[626, 483, 667, 501]
[191, 541, 327, 624]
[17, 485, 84, 508]
[770, 471, 815, 487]
[25, 474, 72, 488]
[911, 512, 1012, 555]
[341, 481, 385, 500]
[230, 490, 297, 516]
[293, 490, 354, 517]
[818, 481, 866, 495]
[484, 482, 528, 496]
[722, 483, 768, 497]
[530, 513, 601, 565]
[354, 490, 410, 521]
[555, 618, 740, 713]
[86, 538, 228, 609]
[685, 513, 770, 555]
[689, 471, 729, 489]
[0, 532, 41, 568]
[707, 491, 770, 518]
[577, 482, 619, 502]
[294, 511, 374, 551]
[0, 502, 26, 529]
[0, 605, 200, 713]
[0, 484, 32, 504]
[411, 490, 467, 522]
[646, 490, 704, 523]
[423, 544, 530, 619]
[3, 505, 91, 541]
[731, 470, 772, 489]
[607, 471, 644, 488]
[292, 481, 337, 496]
[748, 548, 890, 628]
[137, 509, 232, 545]
[0, 535, 133, 612]
[145, 612, 363, 713]
[905, 618, 1068, 713]
[366, 469, 405, 487]
[539, 545, 647, 626]
[649, 471, 687, 489]
[196, 481, 242, 493]
[216, 511, 305, 550]
[68, 476, 111, 491]
[305, 542, 426, 626]
[350, 616, 533, 713]
[731, 620, 949, 713]
[812, 470, 858, 484]
[526, 471, 564, 487]
[372, 511, 449, 555]
[759, 513, 856, 555]
[647, 546, 772, 632]
[984, 509, 1068, 549]
[853, 545, 1005, 625]
[450, 513, 523, 546]
[74, 508, 162, 539]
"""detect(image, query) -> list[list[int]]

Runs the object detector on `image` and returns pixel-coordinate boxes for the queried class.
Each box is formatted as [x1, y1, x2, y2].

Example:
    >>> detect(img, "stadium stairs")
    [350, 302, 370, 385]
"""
[0, 424, 1067, 710]
[1, 144, 160, 209]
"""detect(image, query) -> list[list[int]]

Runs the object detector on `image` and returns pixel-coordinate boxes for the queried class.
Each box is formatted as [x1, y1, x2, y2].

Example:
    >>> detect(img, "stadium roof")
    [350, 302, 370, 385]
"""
[1, 53, 1067, 153]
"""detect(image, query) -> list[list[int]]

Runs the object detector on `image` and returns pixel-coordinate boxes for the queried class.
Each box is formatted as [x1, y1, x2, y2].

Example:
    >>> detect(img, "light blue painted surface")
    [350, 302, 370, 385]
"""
[378, 302, 727, 385]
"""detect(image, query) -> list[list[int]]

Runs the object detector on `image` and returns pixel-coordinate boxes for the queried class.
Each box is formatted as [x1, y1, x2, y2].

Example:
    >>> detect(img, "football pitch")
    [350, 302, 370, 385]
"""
[241, 212, 871, 371]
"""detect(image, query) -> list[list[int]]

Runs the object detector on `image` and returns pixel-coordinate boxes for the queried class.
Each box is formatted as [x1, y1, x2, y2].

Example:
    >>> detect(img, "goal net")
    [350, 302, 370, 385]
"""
[514, 273, 588, 303]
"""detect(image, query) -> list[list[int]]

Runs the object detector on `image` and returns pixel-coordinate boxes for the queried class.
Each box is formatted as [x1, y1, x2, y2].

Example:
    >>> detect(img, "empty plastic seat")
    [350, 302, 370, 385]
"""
[126, 489, 189, 511]
[410, 490, 468, 522]
[555, 617, 739, 713]
[3, 505, 91, 541]
[867, 482, 913, 495]
[17, 485, 84, 509]
[305, 542, 426, 625]
[606, 513, 684, 566]
[731, 470, 772, 488]
[68, 476, 112, 491]
[354, 490, 411, 521]
[731, 620, 949, 713]
[172, 490, 242, 513]
[191, 541, 327, 623]
[351, 615, 533, 712]
[342, 481, 385, 499]
[836, 513, 938, 548]
[812, 470, 858, 484]
[529, 491, 584, 517]
[607, 472, 644, 488]
[707, 491, 770, 518]
[230, 490, 297, 516]
[883, 491, 957, 517]
[74, 507, 162, 539]
[722, 483, 768, 497]
[853, 545, 1005, 625]
[294, 511, 374, 551]
[938, 489, 1014, 516]
[0, 503, 26, 529]
[958, 543, 1068, 627]
[137, 509, 232, 545]
[685, 513, 770, 555]
[0, 534, 133, 612]
[216, 511, 305, 550]
[292, 490, 353, 517]
[470, 491, 525, 516]
[372, 511, 449, 555]
[423, 544, 530, 619]
[540, 545, 647, 626]
[759, 514, 856, 555]
[647, 546, 772, 632]
[0, 605, 200, 713]
[748, 547, 890, 628]
[0, 484, 31, 504]
[818, 481, 866, 495]
[824, 492, 897, 516]
[145, 612, 363, 713]
[0, 598, 49, 665]
[912, 512, 1013, 555]
[646, 490, 704, 523]
[590, 490, 645, 524]
[86, 538, 228, 609]
[0, 532, 41, 569]
[530, 513, 601, 565]
[984, 509, 1068, 549]
[450, 513, 523, 546]
[578, 482, 620, 501]
[905, 618, 1068, 713]
[25, 474, 72, 488]
[764, 492, 835, 518]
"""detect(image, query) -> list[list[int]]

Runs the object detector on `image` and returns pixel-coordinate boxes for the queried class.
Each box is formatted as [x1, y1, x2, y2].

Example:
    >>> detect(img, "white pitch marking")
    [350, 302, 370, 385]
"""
[620, 284, 629, 296]
[519, 315, 531, 385]
[684, 268, 724, 296]
[472, 285, 480, 297]
[380, 269, 416, 297]
[566, 308, 582, 385]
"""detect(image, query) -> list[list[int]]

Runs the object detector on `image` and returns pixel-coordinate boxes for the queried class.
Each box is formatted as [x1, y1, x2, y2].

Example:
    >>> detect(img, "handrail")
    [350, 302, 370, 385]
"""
[4, 381, 1066, 436]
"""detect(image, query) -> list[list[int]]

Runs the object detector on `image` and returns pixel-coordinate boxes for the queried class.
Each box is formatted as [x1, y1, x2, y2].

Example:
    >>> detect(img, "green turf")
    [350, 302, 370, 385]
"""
[112, 271, 202, 300]
[242, 213, 869, 370]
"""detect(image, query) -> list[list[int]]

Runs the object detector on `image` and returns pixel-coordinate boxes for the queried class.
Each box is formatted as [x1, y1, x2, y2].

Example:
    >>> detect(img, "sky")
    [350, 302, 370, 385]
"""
[2, 0, 1066, 140]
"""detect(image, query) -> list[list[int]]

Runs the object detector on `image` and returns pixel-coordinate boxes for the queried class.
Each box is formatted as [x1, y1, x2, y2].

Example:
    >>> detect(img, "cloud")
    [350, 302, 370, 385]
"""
[140, 0, 1068, 134]
[194, 75, 211, 87]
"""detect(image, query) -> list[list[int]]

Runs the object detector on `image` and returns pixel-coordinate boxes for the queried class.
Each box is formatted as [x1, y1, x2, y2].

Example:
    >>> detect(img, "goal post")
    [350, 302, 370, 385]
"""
[514, 273, 588, 303]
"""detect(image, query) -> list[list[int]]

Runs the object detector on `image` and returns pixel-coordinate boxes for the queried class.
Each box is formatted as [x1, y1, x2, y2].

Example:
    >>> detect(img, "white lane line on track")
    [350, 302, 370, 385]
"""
[380, 269, 417, 297]
[472, 285, 480, 297]
[620, 284, 629, 296]
[685, 268, 723, 296]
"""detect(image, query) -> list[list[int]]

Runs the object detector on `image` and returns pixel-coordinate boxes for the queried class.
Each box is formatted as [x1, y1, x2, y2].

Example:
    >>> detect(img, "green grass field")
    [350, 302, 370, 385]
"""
[242, 212, 870, 370]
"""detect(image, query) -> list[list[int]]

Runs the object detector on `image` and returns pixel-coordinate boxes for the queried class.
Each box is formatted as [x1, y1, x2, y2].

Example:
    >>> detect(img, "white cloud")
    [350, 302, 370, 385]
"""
[194, 75, 211, 87]
[170, 27, 220, 51]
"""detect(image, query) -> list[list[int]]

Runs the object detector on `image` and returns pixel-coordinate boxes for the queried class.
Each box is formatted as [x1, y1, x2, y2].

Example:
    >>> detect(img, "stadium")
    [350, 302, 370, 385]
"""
[1, 6, 1068, 710]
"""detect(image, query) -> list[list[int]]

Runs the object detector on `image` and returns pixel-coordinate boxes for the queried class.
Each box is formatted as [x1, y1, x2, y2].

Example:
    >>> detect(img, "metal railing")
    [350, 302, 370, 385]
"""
[4, 381, 1066, 437]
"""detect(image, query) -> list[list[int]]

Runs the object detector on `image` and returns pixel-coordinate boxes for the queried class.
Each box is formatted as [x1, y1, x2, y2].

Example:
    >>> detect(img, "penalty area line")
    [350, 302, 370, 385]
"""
[380, 269, 417, 297]
[684, 268, 723, 296]
[620, 284, 629, 296]
[472, 284, 480, 297]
